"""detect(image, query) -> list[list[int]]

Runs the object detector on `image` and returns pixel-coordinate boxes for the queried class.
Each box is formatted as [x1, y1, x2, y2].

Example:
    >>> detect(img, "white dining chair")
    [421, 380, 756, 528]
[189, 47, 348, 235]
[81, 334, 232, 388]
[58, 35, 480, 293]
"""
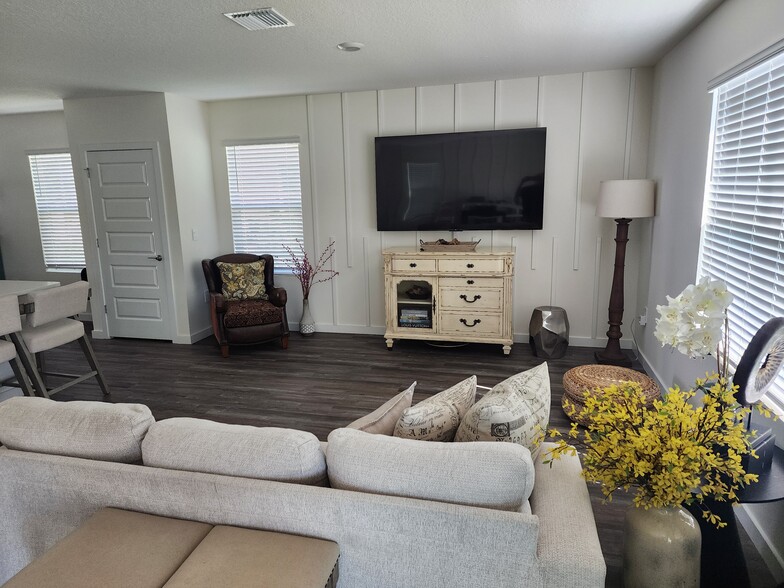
[11, 281, 110, 398]
[0, 294, 36, 397]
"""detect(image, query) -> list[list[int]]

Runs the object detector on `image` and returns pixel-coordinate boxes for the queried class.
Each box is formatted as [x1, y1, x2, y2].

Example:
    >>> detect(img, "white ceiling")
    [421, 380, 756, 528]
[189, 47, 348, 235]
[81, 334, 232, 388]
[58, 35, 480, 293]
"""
[0, 0, 723, 115]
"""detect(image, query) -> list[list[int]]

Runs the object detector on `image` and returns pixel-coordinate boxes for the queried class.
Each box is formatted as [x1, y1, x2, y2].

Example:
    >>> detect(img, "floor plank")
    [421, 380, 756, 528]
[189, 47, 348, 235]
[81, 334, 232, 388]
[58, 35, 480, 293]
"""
[39, 332, 777, 588]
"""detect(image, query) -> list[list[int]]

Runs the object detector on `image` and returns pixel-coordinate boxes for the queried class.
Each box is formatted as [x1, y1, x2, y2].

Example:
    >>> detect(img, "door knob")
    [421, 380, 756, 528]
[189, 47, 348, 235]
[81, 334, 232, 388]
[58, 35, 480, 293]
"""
[148, 254, 163, 261]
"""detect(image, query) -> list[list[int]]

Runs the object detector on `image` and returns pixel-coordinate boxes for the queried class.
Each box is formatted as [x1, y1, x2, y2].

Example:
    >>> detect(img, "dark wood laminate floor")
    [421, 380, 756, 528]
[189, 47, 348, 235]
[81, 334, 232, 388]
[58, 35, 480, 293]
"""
[42, 332, 776, 588]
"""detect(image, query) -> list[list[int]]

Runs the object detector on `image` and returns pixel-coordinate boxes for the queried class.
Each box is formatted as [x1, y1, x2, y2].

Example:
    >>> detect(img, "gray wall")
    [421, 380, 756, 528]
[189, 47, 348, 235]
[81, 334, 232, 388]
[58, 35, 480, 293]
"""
[0, 111, 80, 286]
[640, 0, 784, 578]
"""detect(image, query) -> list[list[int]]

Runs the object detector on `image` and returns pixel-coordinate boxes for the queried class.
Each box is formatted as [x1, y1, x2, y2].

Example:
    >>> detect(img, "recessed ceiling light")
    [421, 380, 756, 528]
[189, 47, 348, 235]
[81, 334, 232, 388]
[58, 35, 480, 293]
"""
[337, 42, 364, 52]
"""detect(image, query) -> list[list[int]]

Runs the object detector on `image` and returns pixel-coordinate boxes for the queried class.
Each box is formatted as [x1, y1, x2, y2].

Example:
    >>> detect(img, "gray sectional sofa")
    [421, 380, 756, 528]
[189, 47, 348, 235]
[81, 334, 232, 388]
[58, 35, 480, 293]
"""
[0, 397, 606, 587]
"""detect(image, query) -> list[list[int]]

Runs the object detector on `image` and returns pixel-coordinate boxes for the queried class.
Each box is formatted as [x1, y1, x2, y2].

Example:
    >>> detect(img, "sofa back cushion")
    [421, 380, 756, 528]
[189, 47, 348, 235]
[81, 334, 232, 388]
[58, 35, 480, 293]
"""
[326, 427, 534, 511]
[142, 418, 327, 485]
[0, 397, 153, 463]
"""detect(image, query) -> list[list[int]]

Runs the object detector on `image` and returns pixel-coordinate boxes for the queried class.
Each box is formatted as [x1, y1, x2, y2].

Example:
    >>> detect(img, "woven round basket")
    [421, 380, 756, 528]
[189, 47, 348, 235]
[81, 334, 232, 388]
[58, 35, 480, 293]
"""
[561, 364, 660, 425]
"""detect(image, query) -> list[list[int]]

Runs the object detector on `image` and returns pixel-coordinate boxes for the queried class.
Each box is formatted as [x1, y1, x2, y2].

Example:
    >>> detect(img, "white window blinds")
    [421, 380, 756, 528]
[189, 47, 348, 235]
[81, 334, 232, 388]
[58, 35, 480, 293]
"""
[698, 49, 784, 413]
[28, 152, 86, 270]
[225, 142, 304, 264]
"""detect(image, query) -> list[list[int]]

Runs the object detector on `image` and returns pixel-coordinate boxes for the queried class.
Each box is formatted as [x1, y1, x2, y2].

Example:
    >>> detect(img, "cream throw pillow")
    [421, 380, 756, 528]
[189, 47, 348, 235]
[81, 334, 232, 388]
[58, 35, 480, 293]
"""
[455, 363, 550, 458]
[393, 376, 477, 442]
[346, 383, 416, 435]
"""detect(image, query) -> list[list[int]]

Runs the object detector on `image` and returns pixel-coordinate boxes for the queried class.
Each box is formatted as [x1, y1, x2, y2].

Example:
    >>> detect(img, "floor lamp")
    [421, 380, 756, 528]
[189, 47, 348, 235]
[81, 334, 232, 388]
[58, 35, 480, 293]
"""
[595, 179, 655, 367]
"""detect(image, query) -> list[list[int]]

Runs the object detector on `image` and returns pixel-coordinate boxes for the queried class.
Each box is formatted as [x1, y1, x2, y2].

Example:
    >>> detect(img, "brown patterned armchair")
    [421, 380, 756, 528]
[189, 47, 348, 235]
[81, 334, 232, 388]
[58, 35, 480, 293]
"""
[202, 253, 289, 357]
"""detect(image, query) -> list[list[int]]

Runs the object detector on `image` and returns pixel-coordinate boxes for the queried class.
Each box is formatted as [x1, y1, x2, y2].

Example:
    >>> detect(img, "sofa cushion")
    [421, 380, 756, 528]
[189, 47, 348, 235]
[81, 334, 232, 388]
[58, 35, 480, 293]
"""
[393, 375, 476, 441]
[0, 397, 153, 463]
[223, 299, 283, 328]
[326, 427, 534, 512]
[455, 363, 550, 459]
[142, 418, 327, 485]
[346, 383, 415, 435]
[216, 260, 269, 301]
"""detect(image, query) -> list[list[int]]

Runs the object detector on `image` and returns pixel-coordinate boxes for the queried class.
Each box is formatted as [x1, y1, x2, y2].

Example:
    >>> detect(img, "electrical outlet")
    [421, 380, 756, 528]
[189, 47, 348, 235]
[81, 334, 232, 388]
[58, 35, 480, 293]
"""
[203, 289, 209, 303]
[638, 306, 648, 326]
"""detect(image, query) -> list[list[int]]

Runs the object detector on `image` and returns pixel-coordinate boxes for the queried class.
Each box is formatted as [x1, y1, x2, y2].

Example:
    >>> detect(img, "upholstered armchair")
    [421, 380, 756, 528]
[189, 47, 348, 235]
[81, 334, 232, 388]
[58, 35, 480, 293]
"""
[202, 254, 289, 357]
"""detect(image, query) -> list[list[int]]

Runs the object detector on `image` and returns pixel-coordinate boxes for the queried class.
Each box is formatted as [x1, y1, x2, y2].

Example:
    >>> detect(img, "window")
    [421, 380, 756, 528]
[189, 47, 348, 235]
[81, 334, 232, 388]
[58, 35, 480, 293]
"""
[28, 152, 86, 270]
[698, 49, 784, 412]
[225, 142, 304, 264]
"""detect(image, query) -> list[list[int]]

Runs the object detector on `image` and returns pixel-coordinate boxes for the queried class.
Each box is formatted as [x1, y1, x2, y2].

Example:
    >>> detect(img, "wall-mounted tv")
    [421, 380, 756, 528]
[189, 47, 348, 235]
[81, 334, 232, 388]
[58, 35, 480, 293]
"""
[375, 127, 546, 231]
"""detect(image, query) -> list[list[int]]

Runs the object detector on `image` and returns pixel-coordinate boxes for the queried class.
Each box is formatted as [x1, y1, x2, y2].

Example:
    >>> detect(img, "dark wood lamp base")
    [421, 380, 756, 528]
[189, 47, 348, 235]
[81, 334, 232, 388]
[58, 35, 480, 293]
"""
[596, 218, 633, 368]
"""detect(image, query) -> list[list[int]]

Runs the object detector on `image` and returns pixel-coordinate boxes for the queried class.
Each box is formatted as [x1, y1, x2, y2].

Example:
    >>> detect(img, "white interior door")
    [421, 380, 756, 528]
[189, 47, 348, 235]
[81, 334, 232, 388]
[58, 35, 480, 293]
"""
[87, 149, 173, 340]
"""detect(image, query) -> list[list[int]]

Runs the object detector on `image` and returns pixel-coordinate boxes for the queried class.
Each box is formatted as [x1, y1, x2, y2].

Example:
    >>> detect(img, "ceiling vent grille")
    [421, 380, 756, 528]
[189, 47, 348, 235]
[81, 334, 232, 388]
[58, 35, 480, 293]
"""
[223, 8, 293, 30]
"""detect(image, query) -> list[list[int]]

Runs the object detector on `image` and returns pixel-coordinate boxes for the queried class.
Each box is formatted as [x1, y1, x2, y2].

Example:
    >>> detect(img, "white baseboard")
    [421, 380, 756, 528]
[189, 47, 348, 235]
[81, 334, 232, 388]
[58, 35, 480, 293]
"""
[736, 505, 784, 583]
[635, 344, 668, 391]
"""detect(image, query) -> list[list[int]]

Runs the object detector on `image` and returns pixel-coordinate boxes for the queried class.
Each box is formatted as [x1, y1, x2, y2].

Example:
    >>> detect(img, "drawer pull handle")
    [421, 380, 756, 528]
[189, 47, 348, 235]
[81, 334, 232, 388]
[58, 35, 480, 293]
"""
[459, 294, 481, 303]
[460, 318, 481, 328]
[409, 263, 417, 268]
[466, 263, 475, 268]
[467, 279, 475, 285]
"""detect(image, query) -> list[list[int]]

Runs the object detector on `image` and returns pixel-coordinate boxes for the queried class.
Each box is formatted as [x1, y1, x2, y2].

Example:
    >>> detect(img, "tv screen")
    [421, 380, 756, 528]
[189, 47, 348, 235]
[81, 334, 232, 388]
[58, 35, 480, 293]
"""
[375, 127, 546, 231]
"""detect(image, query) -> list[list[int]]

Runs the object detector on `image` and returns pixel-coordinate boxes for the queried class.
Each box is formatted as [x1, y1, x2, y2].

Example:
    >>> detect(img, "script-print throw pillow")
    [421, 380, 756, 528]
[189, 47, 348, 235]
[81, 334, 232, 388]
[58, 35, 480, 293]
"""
[393, 376, 477, 442]
[454, 362, 550, 459]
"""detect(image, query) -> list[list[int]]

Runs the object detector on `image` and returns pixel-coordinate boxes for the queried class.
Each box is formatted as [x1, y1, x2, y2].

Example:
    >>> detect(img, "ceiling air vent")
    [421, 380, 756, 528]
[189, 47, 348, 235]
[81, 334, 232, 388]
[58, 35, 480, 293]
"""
[223, 8, 293, 30]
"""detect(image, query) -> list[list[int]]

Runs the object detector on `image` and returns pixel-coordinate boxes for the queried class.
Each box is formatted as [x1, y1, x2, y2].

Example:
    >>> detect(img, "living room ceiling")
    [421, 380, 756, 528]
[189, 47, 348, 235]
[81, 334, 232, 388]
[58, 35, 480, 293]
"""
[0, 0, 723, 115]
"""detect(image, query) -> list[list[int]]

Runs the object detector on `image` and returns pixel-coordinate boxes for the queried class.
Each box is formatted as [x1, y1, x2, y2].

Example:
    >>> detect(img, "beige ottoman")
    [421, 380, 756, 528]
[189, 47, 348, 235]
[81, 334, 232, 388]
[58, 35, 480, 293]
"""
[5, 508, 339, 588]
[562, 364, 660, 425]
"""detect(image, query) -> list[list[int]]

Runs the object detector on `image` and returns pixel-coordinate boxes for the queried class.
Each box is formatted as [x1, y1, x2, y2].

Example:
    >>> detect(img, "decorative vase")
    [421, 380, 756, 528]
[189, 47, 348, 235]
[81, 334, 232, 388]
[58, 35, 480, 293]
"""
[623, 505, 701, 588]
[299, 298, 315, 336]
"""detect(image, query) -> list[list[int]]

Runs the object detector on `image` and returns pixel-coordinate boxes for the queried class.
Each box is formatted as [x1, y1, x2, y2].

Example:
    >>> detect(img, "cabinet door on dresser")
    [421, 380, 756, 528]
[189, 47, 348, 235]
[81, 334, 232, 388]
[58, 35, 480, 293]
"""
[388, 276, 437, 333]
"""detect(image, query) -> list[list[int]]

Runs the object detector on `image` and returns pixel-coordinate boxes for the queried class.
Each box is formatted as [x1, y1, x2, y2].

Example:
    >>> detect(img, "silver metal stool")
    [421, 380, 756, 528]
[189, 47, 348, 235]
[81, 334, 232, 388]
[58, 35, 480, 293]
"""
[529, 306, 569, 359]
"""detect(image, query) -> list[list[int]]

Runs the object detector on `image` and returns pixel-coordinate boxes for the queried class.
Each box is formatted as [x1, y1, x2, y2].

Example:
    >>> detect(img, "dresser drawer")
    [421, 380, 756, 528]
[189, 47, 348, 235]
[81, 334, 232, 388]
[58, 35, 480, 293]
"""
[437, 258, 504, 274]
[439, 287, 502, 311]
[391, 258, 437, 273]
[439, 277, 504, 289]
[439, 312, 502, 336]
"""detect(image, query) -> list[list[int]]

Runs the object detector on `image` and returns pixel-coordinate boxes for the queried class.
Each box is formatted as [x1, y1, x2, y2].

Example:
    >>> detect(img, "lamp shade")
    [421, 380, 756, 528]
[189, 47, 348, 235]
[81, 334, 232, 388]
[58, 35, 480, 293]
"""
[596, 179, 655, 219]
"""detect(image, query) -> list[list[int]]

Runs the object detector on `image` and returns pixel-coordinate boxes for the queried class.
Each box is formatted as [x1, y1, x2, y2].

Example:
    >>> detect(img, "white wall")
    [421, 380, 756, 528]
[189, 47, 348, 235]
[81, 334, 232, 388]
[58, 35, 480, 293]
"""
[0, 111, 80, 285]
[164, 94, 220, 342]
[63, 93, 188, 341]
[207, 69, 653, 345]
[641, 0, 784, 578]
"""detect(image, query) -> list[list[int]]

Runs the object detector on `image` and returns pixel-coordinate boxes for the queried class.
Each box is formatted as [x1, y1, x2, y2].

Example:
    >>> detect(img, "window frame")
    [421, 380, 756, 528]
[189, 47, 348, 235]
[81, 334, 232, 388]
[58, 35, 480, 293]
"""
[697, 47, 784, 414]
[27, 149, 86, 272]
[224, 138, 306, 273]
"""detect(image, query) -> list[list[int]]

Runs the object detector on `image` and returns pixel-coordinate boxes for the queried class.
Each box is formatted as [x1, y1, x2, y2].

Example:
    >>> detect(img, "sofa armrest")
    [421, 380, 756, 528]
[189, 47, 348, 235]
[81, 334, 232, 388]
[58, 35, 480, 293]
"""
[530, 442, 606, 588]
[267, 287, 287, 308]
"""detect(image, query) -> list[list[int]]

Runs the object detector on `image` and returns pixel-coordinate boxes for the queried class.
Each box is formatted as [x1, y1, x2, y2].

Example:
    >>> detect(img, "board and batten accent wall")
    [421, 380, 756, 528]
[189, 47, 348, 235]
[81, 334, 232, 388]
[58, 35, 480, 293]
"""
[208, 68, 653, 347]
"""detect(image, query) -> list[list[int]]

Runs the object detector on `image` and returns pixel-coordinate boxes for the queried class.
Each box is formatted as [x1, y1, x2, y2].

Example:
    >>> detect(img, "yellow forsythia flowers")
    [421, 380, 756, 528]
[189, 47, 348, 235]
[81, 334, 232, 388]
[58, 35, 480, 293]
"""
[545, 376, 762, 528]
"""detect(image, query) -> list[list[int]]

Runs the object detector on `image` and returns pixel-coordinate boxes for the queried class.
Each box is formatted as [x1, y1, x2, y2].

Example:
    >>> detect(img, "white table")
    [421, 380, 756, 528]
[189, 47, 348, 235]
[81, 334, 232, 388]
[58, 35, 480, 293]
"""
[0, 280, 60, 400]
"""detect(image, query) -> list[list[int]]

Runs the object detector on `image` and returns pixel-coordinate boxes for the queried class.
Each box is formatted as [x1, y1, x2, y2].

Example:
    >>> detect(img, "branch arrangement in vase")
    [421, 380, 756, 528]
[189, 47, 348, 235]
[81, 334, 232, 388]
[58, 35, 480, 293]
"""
[283, 239, 339, 300]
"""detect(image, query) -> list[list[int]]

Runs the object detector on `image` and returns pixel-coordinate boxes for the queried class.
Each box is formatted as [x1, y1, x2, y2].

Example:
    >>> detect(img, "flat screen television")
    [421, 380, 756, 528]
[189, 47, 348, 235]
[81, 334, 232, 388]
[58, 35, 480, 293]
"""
[375, 127, 546, 231]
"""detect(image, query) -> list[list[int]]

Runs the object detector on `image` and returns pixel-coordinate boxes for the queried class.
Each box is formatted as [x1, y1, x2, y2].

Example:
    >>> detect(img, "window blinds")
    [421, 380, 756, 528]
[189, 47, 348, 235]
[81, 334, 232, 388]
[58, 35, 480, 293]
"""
[225, 143, 304, 265]
[28, 152, 86, 269]
[699, 50, 784, 412]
